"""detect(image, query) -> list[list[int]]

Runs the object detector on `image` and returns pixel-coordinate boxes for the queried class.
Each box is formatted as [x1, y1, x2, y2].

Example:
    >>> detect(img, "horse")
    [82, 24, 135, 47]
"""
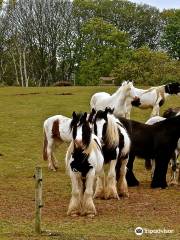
[145, 116, 180, 185]
[118, 115, 180, 188]
[90, 81, 140, 119]
[43, 112, 95, 171]
[129, 82, 180, 118]
[65, 112, 104, 217]
[91, 108, 130, 199]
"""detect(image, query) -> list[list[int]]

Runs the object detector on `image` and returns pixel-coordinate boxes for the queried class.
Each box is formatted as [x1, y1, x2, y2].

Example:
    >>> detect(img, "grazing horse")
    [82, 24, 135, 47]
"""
[43, 112, 95, 171]
[92, 108, 130, 199]
[65, 112, 104, 217]
[118, 115, 180, 188]
[145, 116, 180, 185]
[129, 82, 180, 117]
[90, 81, 140, 119]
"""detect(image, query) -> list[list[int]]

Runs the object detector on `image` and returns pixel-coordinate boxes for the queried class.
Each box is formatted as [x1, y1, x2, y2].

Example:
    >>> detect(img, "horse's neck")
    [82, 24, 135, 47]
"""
[111, 87, 127, 105]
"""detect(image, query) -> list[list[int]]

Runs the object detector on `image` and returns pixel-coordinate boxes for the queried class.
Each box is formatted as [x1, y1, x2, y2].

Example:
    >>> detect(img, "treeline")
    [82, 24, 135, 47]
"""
[0, 0, 180, 86]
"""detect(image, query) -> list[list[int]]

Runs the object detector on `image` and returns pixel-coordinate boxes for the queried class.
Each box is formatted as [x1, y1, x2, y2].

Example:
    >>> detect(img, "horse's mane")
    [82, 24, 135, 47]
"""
[111, 81, 128, 97]
[105, 114, 120, 148]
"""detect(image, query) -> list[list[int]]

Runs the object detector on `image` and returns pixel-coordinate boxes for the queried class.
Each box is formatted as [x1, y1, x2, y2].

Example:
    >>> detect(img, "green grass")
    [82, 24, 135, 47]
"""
[0, 86, 179, 240]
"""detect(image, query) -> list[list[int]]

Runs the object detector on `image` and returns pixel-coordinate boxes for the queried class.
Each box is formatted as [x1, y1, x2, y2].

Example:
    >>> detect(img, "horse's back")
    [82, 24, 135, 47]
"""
[90, 92, 110, 109]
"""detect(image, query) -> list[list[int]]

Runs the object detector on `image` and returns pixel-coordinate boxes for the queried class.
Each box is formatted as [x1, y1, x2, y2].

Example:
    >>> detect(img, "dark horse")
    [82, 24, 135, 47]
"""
[118, 115, 180, 188]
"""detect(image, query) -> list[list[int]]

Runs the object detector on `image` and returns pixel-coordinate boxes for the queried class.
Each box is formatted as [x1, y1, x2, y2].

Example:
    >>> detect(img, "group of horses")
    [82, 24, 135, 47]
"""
[43, 81, 180, 217]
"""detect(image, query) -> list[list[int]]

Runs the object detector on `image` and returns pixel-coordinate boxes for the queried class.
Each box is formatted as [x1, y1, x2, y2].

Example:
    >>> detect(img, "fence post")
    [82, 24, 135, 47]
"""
[35, 167, 43, 234]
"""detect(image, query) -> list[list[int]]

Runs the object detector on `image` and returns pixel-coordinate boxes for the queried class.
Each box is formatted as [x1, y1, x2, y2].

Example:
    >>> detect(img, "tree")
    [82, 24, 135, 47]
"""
[77, 17, 130, 85]
[112, 46, 180, 85]
[161, 9, 180, 60]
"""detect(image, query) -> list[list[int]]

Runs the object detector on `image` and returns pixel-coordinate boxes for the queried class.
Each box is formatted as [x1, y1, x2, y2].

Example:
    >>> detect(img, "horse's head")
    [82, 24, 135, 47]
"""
[165, 82, 180, 95]
[126, 81, 141, 106]
[70, 112, 92, 149]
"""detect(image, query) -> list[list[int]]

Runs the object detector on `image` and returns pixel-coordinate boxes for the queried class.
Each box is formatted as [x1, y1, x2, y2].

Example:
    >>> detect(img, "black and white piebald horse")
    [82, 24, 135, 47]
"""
[91, 108, 131, 199]
[129, 82, 180, 118]
[145, 116, 180, 185]
[65, 112, 104, 217]
[118, 114, 180, 188]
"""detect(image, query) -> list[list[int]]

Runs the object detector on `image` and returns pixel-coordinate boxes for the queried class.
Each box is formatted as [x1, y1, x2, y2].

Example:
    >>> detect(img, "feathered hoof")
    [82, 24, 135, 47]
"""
[169, 180, 178, 186]
[119, 191, 129, 198]
[94, 189, 105, 199]
[86, 213, 95, 218]
[67, 210, 81, 217]
[81, 208, 96, 217]
[48, 165, 57, 172]
[105, 188, 119, 200]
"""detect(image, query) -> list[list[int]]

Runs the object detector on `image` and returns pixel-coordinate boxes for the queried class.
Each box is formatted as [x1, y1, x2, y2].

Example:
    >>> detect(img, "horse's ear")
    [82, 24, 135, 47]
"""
[110, 108, 114, 114]
[80, 112, 87, 123]
[92, 108, 96, 114]
[72, 111, 76, 119]
[83, 112, 87, 120]
[88, 108, 96, 123]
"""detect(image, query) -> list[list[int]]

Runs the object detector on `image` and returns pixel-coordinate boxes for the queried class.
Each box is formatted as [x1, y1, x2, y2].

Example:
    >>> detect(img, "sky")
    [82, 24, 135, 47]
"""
[129, 0, 180, 10]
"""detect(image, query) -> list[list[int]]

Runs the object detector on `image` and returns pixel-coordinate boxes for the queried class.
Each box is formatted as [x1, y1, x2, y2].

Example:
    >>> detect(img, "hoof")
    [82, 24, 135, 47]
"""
[94, 189, 105, 199]
[105, 188, 120, 200]
[119, 192, 129, 198]
[67, 210, 81, 217]
[128, 181, 139, 187]
[87, 213, 95, 218]
[169, 180, 178, 186]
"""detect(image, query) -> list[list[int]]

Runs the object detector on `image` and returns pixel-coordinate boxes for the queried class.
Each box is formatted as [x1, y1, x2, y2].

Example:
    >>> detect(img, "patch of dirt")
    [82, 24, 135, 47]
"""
[54, 93, 73, 96]
[14, 93, 40, 96]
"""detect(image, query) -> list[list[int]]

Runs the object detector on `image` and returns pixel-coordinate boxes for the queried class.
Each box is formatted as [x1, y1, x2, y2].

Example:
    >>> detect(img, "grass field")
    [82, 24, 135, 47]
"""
[0, 86, 179, 240]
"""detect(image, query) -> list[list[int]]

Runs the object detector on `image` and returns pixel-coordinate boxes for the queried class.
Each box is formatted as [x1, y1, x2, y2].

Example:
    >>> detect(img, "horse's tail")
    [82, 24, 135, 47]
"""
[43, 128, 48, 161]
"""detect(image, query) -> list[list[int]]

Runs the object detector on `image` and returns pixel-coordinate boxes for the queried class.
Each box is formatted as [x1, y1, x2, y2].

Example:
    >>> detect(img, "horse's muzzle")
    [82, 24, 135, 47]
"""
[74, 140, 84, 149]
[131, 97, 141, 107]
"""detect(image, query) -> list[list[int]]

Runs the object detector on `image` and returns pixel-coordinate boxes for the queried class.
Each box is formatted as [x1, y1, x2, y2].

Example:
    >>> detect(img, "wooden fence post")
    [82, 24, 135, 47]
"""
[35, 167, 43, 234]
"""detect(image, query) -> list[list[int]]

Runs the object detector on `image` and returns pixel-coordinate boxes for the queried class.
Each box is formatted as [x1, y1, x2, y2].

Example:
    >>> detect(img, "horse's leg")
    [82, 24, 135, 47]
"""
[94, 168, 106, 199]
[126, 153, 140, 186]
[118, 157, 129, 197]
[125, 102, 132, 119]
[105, 160, 119, 200]
[51, 140, 61, 170]
[151, 95, 162, 117]
[169, 151, 179, 185]
[67, 171, 82, 216]
[151, 156, 168, 189]
[151, 104, 160, 117]
[150, 159, 155, 179]
[82, 169, 96, 217]
[46, 139, 57, 171]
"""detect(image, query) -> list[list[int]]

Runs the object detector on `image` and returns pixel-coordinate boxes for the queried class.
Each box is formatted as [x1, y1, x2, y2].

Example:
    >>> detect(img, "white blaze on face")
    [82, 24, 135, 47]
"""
[95, 119, 106, 143]
[74, 125, 83, 147]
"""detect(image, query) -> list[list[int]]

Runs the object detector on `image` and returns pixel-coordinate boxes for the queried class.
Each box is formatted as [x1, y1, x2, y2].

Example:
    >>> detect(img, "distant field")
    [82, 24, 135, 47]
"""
[0, 86, 179, 240]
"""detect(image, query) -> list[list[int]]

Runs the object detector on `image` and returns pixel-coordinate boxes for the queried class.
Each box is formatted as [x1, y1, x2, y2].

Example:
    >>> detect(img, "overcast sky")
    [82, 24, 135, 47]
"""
[129, 0, 180, 10]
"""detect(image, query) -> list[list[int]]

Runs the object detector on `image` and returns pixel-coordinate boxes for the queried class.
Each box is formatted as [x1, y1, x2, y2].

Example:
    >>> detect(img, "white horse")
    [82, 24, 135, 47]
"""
[90, 81, 140, 119]
[92, 108, 130, 199]
[65, 112, 104, 217]
[145, 116, 180, 185]
[43, 111, 95, 171]
[129, 82, 180, 118]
